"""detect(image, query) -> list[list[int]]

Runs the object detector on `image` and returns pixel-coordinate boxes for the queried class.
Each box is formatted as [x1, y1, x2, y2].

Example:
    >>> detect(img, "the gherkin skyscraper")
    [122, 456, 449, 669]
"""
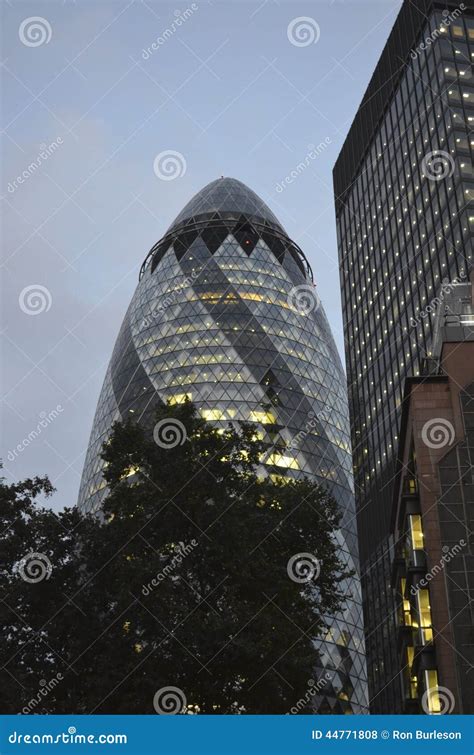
[78, 177, 368, 713]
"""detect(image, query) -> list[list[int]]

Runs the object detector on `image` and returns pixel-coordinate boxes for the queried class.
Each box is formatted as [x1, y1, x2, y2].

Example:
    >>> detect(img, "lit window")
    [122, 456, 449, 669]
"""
[120, 466, 140, 480]
[417, 589, 433, 644]
[451, 25, 464, 38]
[409, 514, 424, 550]
[267, 453, 299, 470]
[423, 670, 442, 713]
[249, 410, 276, 424]
[168, 393, 192, 405]
[201, 409, 224, 421]
[407, 477, 417, 494]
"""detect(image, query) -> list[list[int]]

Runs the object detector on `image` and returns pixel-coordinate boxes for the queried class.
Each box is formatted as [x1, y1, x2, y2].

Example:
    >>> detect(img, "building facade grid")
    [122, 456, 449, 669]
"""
[78, 178, 368, 713]
[334, 1, 473, 712]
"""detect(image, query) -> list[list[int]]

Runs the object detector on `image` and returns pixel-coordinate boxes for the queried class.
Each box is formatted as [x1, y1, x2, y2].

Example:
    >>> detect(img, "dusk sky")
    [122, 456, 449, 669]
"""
[2, 0, 402, 509]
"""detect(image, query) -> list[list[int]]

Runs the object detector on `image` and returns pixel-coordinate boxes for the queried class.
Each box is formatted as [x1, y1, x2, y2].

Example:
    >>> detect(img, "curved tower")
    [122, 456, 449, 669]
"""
[78, 177, 367, 713]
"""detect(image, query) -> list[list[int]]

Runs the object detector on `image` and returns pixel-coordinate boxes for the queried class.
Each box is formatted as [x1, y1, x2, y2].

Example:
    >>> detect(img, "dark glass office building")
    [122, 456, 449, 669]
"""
[333, 0, 473, 712]
[78, 177, 368, 713]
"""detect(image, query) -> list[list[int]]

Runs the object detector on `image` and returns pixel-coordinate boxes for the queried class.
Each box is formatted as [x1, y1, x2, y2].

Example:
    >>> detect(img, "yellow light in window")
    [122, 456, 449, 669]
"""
[424, 670, 442, 713]
[267, 453, 299, 470]
[407, 477, 417, 494]
[199, 292, 221, 301]
[417, 589, 433, 644]
[423, 627, 434, 643]
[249, 410, 276, 424]
[121, 466, 140, 480]
[409, 514, 424, 550]
[201, 409, 224, 421]
[168, 393, 192, 405]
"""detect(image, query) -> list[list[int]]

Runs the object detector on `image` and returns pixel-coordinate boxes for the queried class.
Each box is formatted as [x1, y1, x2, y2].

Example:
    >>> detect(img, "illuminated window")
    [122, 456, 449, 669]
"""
[249, 410, 276, 424]
[417, 589, 433, 644]
[423, 670, 441, 713]
[451, 25, 464, 38]
[406, 477, 417, 494]
[409, 514, 424, 550]
[201, 409, 224, 421]
[168, 393, 192, 405]
[120, 466, 140, 480]
[267, 453, 299, 469]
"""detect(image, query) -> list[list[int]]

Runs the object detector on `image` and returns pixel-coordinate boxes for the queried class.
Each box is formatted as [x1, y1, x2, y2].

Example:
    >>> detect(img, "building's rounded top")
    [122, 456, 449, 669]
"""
[166, 177, 285, 234]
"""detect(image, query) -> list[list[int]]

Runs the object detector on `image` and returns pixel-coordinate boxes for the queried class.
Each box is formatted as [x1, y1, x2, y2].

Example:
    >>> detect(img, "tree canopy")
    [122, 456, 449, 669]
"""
[1, 401, 352, 714]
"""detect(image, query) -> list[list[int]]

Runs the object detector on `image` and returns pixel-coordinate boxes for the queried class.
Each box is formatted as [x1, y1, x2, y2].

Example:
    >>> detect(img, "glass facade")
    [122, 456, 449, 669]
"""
[334, 1, 473, 712]
[78, 177, 368, 713]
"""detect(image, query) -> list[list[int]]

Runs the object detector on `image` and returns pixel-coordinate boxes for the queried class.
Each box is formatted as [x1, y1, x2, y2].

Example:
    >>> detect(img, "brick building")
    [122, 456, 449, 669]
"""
[391, 273, 474, 713]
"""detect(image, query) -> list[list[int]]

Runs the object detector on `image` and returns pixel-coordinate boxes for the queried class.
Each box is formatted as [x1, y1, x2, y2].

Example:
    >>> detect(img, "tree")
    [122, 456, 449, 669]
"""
[0, 402, 352, 714]
[0, 473, 95, 713]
